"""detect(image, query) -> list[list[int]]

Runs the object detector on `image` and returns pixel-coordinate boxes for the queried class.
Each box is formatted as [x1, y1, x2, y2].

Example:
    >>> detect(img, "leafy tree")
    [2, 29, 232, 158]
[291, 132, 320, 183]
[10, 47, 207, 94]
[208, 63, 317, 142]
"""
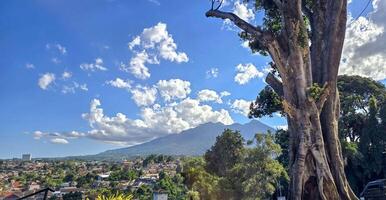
[218, 133, 288, 200]
[62, 191, 82, 200]
[134, 184, 153, 200]
[182, 157, 220, 199]
[204, 129, 244, 177]
[155, 173, 187, 200]
[206, 0, 356, 198]
[96, 192, 133, 200]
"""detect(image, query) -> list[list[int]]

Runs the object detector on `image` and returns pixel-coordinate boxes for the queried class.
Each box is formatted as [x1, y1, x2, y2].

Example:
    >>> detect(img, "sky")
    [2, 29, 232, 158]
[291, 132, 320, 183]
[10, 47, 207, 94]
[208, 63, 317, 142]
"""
[0, 0, 385, 159]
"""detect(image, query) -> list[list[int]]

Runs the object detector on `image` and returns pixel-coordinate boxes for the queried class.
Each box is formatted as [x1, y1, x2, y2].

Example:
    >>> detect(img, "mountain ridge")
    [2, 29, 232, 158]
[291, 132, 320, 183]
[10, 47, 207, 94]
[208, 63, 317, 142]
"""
[96, 120, 275, 158]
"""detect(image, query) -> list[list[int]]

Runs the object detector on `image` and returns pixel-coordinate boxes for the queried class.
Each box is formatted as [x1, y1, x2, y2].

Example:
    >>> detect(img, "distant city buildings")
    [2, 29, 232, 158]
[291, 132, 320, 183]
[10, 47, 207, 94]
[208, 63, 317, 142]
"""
[21, 154, 31, 161]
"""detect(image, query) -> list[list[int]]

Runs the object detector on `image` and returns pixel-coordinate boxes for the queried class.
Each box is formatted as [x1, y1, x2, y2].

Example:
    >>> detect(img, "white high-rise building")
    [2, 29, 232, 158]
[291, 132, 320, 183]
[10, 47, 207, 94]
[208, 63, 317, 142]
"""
[22, 154, 31, 161]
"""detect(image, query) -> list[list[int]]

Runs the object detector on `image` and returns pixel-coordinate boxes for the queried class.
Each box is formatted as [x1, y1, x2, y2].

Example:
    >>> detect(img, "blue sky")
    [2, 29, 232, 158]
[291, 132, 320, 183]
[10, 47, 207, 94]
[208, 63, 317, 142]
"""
[0, 0, 385, 158]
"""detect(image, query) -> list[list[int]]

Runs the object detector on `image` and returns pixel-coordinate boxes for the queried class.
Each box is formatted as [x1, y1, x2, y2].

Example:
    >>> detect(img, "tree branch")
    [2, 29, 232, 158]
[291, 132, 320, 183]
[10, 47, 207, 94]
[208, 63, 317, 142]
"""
[266, 73, 284, 97]
[205, 9, 270, 44]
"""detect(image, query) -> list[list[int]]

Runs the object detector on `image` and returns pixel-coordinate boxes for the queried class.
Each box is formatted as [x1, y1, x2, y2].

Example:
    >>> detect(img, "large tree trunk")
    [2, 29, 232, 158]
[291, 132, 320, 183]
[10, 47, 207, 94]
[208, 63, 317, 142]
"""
[205, 0, 358, 199]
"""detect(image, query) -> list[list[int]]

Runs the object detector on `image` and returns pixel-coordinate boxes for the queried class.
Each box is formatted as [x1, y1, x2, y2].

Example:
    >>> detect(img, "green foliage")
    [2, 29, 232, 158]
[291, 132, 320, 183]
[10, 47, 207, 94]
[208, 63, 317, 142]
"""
[143, 154, 174, 167]
[109, 169, 139, 181]
[204, 129, 244, 177]
[154, 173, 187, 200]
[227, 133, 288, 200]
[96, 192, 133, 200]
[134, 184, 153, 200]
[337, 76, 386, 195]
[184, 129, 287, 200]
[76, 173, 97, 188]
[63, 191, 83, 200]
[182, 157, 220, 199]
[249, 86, 283, 118]
[308, 83, 324, 100]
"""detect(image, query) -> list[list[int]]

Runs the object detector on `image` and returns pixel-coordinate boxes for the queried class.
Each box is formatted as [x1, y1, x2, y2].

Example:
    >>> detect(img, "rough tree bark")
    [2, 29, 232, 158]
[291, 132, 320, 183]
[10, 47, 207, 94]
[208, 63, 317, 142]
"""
[206, 0, 358, 199]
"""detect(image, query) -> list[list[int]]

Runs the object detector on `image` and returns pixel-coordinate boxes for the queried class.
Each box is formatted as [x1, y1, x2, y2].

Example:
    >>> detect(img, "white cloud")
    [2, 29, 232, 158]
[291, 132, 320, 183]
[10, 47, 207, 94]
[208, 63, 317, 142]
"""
[25, 63, 35, 69]
[128, 51, 153, 79]
[50, 138, 69, 144]
[197, 89, 224, 104]
[130, 86, 157, 107]
[62, 82, 88, 94]
[106, 78, 132, 89]
[156, 79, 191, 101]
[220, 91, 231, 97]
[127, 22, 188, 79]
[340, 0, 386, 80]
[231, 99, 251, 116]
[80, 58, 108, 72]
[275, 125, 288, 130]
[38, 73, 55, 90]
[46, 43, 67, 55]
[62, 71, 72, 80]
[234, 63, 264, 84]
[233, 1, 255, 22]
[55, 44, 67, 55]
[206, 68, 219, 79]
[33, 130, 84, 144]
[81, 98, 233, 145]
[33, 131, 44, 139]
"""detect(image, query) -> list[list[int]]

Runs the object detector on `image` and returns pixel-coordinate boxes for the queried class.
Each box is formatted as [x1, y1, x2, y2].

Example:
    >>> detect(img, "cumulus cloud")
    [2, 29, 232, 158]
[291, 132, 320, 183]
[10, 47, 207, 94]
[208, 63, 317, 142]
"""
[340, 0, 386, 80]
[197, 89, 230, 104]
[231, 99, 251, 116]
[156, 79, 191, 101]
[38, 73, 55, 90]
[233, 1, 255, 22]
[206, 68, 219, 79]
[106, 78, 132, 89]
[81, 98, 233, 145]
[130, 86, 158, 107]
[50, 138, 69, 144]
[127, 22, 188, 79]
[234, 63, 264, 84]
[80, 58, 108, 72]
[127, 51, 153, 79]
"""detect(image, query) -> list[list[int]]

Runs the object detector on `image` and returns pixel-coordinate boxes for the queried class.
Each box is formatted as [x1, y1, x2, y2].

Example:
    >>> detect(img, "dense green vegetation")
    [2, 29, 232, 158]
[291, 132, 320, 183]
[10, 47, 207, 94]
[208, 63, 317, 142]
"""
[182, 129, 287, 200]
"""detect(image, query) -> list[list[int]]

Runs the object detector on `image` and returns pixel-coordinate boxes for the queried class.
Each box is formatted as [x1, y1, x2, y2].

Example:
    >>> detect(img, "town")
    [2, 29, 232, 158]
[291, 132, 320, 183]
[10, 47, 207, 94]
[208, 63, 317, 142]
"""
[0, 154, 183, 199]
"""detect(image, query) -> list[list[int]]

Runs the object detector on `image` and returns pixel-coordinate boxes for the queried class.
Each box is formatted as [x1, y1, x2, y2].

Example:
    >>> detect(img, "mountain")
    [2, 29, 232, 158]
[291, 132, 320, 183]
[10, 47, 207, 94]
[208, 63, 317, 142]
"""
[96, 120, 274, 159]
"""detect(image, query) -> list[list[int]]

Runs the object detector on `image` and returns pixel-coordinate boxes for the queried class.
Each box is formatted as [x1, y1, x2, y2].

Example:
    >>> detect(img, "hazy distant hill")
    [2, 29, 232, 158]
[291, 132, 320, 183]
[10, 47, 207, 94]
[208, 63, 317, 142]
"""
[96, 120, 274, 158]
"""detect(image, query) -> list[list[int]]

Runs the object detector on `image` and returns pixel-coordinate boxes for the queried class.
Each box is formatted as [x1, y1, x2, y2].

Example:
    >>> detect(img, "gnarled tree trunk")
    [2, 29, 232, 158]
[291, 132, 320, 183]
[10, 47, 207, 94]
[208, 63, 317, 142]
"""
[206, 0, 358, 199]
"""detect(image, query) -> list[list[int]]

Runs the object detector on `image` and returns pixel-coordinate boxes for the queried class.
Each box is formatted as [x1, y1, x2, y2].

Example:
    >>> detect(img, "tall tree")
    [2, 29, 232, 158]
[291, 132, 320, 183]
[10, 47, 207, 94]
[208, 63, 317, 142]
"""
[205, 0, 356, 199]
[204, 129, 244, 177]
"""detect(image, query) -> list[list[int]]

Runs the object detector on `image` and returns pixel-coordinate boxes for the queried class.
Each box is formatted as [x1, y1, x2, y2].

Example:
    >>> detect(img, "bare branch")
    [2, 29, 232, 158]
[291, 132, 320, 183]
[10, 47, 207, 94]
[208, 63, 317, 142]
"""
[205, 9, 269, 42]
[214, 0, 223, 10]
[266, 73, 284, 97]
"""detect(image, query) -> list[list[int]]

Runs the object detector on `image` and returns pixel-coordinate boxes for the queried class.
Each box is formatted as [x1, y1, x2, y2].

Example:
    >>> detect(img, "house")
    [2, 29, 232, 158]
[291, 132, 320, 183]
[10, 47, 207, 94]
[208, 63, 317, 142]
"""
[153, 191, 168, 200]
[28, 182, 41, 191]
[97, 173, 110, 181]
[2, 192, 21, 200]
